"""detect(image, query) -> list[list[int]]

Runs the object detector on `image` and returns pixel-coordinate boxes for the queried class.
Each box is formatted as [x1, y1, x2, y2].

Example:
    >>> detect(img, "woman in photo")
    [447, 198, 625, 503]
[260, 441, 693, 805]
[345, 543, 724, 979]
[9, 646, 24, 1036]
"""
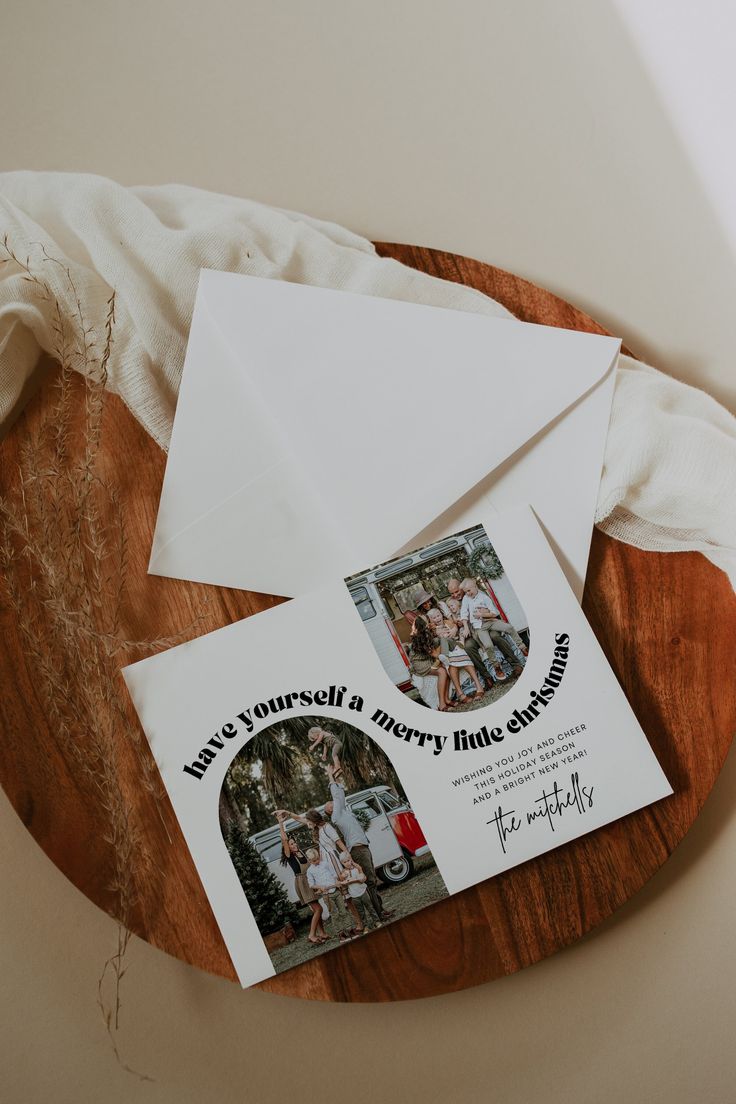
[276, 812, 329, 946]
[408, 613, 451, 710]
[306, 808, 343, 870]
[276, 804, 346, 870]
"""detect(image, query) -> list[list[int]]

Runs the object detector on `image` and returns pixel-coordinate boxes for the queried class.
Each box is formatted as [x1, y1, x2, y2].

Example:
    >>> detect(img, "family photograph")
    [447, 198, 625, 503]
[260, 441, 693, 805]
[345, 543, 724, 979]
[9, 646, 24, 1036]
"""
[219, 716, 447, 975]
[346, 523, 530, 714]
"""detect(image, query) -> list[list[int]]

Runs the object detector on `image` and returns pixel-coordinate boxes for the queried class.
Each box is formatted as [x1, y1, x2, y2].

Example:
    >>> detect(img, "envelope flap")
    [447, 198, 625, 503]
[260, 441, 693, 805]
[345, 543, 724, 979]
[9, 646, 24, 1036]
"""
[150, 453, 354, 595]
[199, 272, 620, 569]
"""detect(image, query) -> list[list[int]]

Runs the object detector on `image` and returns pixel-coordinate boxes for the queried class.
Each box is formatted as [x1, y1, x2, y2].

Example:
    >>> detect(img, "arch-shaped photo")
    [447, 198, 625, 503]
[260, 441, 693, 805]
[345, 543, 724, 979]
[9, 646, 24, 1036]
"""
[345, 523, 530, 713]
[220, 716, 447, 975]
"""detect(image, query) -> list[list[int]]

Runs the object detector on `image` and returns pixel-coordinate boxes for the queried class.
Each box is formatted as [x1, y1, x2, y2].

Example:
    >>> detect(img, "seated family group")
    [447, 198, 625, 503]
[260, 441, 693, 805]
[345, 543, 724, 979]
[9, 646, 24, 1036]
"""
[274, 734, 395, 949]
[407, 575, 528, 710]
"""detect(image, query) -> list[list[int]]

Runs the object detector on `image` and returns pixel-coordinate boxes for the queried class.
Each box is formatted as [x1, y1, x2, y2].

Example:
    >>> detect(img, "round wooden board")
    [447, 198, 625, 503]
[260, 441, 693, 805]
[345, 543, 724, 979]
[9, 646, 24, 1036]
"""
[1, 244, 734, 1003]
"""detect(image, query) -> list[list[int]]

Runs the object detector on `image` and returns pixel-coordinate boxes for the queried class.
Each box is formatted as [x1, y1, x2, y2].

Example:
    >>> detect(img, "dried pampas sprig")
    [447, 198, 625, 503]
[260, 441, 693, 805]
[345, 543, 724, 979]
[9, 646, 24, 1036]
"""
[0, 237, 199, 1078]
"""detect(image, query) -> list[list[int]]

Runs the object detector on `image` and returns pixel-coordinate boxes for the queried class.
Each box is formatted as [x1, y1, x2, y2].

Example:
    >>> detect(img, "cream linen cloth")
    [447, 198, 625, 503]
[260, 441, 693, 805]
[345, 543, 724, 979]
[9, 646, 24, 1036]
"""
[1, 171, 734, 590]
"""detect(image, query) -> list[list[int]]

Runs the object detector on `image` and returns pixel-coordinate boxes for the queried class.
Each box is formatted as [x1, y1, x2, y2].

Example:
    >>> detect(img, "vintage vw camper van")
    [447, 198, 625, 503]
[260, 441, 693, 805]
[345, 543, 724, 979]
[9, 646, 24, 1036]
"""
[346, 525, 529, 692]
[249, 785, 430, 906]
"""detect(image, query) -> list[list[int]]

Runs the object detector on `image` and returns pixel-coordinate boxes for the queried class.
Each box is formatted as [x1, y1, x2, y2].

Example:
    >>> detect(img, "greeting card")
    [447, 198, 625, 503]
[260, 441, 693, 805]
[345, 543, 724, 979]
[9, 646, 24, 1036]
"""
[123, 507, 671, 986]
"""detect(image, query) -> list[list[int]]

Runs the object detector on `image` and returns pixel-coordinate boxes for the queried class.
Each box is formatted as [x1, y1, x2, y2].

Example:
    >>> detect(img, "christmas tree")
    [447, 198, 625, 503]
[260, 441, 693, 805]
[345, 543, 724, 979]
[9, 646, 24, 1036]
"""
[225, 824, 296, 935]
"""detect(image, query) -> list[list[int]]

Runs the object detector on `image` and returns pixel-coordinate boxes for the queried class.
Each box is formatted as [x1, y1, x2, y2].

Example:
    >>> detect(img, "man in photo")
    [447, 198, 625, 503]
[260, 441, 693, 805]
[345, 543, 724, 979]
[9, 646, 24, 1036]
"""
[460, 576, 526, 677]
[419, 583, 494, 691]
[446, 577, 466, 608]
[325, 766, 395, 921]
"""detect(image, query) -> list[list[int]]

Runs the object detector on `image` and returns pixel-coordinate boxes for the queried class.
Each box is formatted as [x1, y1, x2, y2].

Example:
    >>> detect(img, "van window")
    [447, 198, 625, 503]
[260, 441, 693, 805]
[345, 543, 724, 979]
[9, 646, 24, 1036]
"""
[351, 586, 376, 621]
[254, 837, 285, 864]
[348, 797, 383, 821]
[377, 790, 404, 812]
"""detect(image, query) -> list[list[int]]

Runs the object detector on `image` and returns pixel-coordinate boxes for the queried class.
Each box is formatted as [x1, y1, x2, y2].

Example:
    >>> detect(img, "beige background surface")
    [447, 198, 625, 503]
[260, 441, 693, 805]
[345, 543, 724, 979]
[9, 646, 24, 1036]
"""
[2, 2, 735, 1101]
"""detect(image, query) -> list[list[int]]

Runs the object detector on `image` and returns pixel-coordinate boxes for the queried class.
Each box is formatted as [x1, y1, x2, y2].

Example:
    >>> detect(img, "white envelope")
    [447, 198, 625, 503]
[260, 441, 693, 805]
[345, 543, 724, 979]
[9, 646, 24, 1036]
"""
[149, 271, 620, 601]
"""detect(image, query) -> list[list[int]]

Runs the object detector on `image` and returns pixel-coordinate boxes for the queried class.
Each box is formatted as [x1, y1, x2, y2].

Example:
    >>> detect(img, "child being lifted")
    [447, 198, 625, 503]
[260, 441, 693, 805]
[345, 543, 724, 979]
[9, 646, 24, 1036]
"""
[308, 725, 344, 781]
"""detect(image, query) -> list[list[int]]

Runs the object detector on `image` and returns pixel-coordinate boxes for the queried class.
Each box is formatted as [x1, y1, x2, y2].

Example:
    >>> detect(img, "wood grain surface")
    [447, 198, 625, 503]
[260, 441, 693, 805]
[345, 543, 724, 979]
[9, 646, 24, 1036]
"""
[1, 244, 734, 1002]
